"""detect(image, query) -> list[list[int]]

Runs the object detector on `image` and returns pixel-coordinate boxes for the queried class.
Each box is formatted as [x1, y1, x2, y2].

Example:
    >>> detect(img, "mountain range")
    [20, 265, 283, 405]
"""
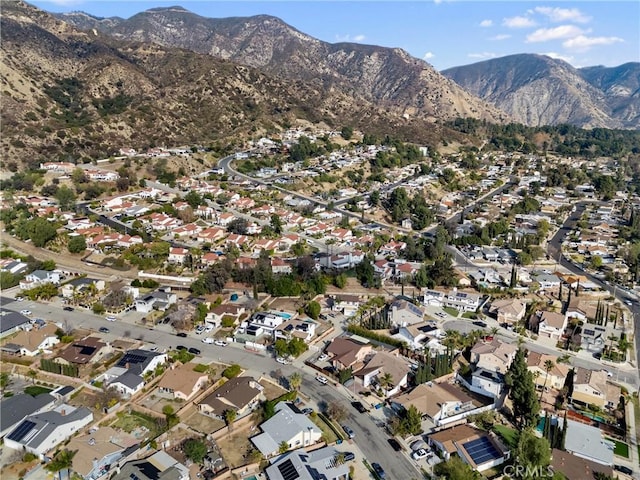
[1, 2, 638, 165]
[54, 6, 639, 131]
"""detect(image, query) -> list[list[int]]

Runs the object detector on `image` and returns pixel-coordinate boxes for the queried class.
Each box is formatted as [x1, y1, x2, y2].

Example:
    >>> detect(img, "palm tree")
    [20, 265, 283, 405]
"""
[278, 441, 290, 454]
[45, 449, 75, 480]
[289, 372, 302, 392]
[378, 372, 394, 395]
[540, 359, 555, 401]
[224, 409, 237, 431]
[490, 327, 499, 336]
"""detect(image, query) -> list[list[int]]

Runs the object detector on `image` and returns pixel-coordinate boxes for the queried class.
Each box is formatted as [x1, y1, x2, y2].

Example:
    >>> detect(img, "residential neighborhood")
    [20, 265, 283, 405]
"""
[1, 128, 639, 480]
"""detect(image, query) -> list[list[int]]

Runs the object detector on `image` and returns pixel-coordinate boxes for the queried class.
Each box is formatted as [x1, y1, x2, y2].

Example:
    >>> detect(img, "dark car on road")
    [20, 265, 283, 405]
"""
[188, 347, 201, 355]
[63, 306, 74, 311]
[352, 401, 368, 413]
[473, 321, 487, 328]
[614, 465, 633, 476]
[98, 327, 110, 333]
[176, 345, 187, 351]
[176, 332, 187, 337]
[371, 462, 386, 479]
[342, 425, 355, 439]
[387, 438, 402, 451]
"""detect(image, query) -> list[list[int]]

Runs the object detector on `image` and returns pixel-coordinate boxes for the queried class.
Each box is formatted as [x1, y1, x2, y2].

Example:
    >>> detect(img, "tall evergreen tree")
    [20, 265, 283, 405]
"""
[505, 348, 541, 428]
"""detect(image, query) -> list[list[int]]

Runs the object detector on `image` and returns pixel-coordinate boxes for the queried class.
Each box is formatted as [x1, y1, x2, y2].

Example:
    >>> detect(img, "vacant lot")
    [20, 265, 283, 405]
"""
[183, 410, 225, 434]
[111, 410, 162, 441]
[139, 392, 187, 415]
[217, 423, 257, 468]
[259, 378, 288, 400]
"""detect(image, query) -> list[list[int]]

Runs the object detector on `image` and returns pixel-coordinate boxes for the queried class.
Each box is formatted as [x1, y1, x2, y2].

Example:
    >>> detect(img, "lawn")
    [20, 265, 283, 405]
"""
[24, 385, 52, 396]
[607, 438, 630, 458]
[443, 307, 459, 317]
[493, 424, 519, 449]
[461, 311, 477, 319]
[310, 413, 341, 443]
[112, 411, 162, 440]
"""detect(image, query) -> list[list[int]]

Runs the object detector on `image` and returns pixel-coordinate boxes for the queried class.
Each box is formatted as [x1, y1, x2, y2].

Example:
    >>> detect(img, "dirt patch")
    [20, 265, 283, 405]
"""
[266, 297, 302, 313]
[111, 339, 138, 350]
[217, 423, 258, 468]
[69, 389, 106, 421]
[138, 392, 187, 415]
[259, 378, 288, 400]
[183, 410, 225, 434]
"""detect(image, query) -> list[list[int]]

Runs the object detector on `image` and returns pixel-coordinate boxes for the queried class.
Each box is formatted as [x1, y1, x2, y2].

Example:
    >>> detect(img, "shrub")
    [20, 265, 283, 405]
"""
[222, 364, 241, 379]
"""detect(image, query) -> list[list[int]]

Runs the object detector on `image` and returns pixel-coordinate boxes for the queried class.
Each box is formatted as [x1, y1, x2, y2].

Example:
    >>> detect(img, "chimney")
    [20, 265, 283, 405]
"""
[60, 409, 66, 416]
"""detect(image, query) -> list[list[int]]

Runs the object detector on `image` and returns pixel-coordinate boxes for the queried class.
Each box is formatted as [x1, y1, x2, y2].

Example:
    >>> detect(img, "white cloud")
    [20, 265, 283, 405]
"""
[468, 52, 498, 60]
[534, 7, 591, 24]
[563, 35, 623, 51]
[526, 25, 586, 43]
[334, 34, 366, 43]
[490, 34, 511, 41]
[543, 52, 575, 63]
[423, 52, 435, 60]
[47, 0, 84, 5]
[502, 16, 536, 28]
[479, 19, 493, 28]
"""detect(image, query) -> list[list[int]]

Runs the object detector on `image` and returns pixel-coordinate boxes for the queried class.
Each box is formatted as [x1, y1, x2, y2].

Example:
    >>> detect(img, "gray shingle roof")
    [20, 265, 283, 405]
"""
[0, 393, 55, 434]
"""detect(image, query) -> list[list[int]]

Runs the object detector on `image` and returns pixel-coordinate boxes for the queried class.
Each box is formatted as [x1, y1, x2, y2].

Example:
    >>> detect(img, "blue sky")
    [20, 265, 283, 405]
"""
[31, 1, 639, 71]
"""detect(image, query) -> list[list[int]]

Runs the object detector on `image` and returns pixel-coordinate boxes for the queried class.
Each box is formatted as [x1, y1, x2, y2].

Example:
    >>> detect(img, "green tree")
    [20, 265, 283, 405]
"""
[305, 300, 321, 319]
[333, 273, 347, 289]
[270, 214, 283, 235]
[92, 302, 106, 315]
[433, 456, 480, 480]
[540, 359, 555, 401]
[45, 449, 75, 480]
[289, 372, 302, 391]
[505, 348, 540, 428]
[224, 409, 237, 430]
[67, 235, 87, 253]
[183, 438, 207, 463]
[279, 440, 290, 454]
[27, 369, 38, 384]
[341, 126, 353, 140]
[55, 185, 77, 211]
[516, 430, 551, 479]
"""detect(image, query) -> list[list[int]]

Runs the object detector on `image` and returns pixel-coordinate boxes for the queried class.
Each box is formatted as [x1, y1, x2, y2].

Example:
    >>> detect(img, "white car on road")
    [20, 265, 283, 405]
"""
[105, 315, 117, 322]
[315, 375, 328, 385]
[202, 337, 214, 344]
[20, 310, 32, 316]
[276, 357, 290, 365]
[214, 339, 228, 347]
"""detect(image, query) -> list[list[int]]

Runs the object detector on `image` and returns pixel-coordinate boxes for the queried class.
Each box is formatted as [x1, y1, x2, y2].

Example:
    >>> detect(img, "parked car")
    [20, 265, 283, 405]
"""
[188, 347, 201, 355]
[371, 462, 386, 479]
[614, 465, 633, 476]
[202, 337, 214, 344]
[473, 320, 487, 328]
[195, 325, 205, 335]
[98, 326, 110, 333]
[20, 310, 32, 316]
[204, 324, 214, 333]
[176, 345, 187, 351]
[300, 407, 313, 415]
[318, 353, 329, 362]
[105, 315, 117, 322]
[214, 339, 228, 347]
[276, 357, 290, 365]
[352, 401, 368, 413]
[176, 332, 187, 338]
[147, 345, 159, 352]
[63, 306, 74, 312]
[342, 452, 355, 462]
[342, 425, 355, 439]
[387, 438, 402, 451]
[315, 375, 328, 385]
[411, 449, 429, 460]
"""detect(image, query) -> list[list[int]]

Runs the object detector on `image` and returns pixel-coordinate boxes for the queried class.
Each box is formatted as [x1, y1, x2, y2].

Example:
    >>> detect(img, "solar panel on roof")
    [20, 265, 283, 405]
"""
[7, 420, 36, 442]
[277, 459, 300, 480]
[463, 437, 502, 465]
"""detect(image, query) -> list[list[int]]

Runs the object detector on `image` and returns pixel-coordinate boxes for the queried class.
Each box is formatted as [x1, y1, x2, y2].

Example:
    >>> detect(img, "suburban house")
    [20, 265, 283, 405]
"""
[564, 419, 614, 466]
[571, 367, 609, 408]
[158, 363, 209, 401]
[19, 270, 61, 290]
[326, 337, 373, 370]
[331, 294, 362, 317]
[527, 352, 570, 391]
[251, 402, 322, 458]
[393, 322, 444, 350]
[470, 338, 517, 373]
[443, 289, 482, 312]
[0, 393, 55, 439]
[0, 311, 32, 338]
[274, 318, 317, 343]
[134, 288, 178, 313]
[265, 446, 350, 480]
[488, 299, 527, 325]
[355, 350, 409, 397]
[551, 449, 614, 480]
[534, 311, 568, 340]
[2, 323, 60, 356]
[422, 290, 445, 307]
[167, 247, 189, 264]
[206, 304, 246, 328]
[241, 312, 287, 337]
[108, 372, 146, 398]
[391, 381, 493, 427]
[428, 424, 510, 472]
[4, 404, 93, 458]
[61, 277, 106, 299]
[198, 376, 264, 419]
[102, 349, 168, 398]
[67, 427, 138, 480]
[458, 368, 506, 400]
[113, 450, 189, 480]
[56, 337, 110, 365]
[388, 299, 425, 327]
